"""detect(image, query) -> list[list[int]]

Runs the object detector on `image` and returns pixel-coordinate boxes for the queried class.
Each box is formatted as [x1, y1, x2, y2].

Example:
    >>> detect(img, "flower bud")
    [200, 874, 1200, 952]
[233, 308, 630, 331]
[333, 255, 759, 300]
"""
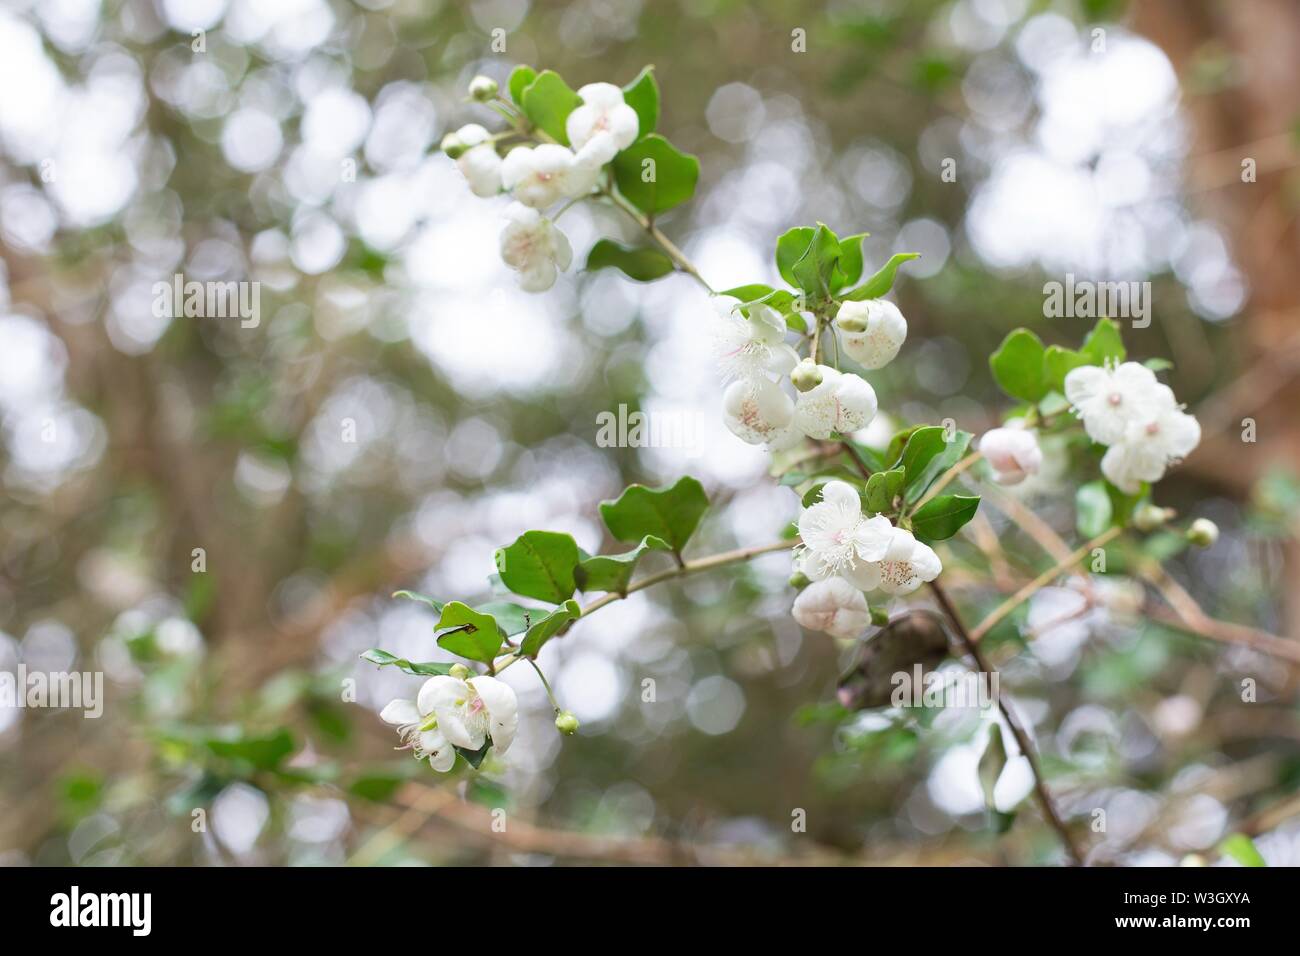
[835, 311, 867, 333]
[469, 75, 499, 101]
[1187, 518, 1219, 548]
[790, 359, 823, 393]
[1133, 503, 1174, 532]
[870, 607, 890, 627]
[441, 131, 469, 159]
[788, 571, 811, 590]
[449, 663, 472, 680]
[554, 711, 580, 735]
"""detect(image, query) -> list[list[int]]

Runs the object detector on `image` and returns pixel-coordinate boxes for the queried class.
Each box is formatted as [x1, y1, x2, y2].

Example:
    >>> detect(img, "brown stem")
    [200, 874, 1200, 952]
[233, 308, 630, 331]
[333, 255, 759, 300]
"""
[929, 579, 1086, 866]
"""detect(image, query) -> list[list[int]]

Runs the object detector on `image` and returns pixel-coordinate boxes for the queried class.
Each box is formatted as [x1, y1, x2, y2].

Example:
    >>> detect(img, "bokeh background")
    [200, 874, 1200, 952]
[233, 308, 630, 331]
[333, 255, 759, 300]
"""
[3, 0, 1300, 866]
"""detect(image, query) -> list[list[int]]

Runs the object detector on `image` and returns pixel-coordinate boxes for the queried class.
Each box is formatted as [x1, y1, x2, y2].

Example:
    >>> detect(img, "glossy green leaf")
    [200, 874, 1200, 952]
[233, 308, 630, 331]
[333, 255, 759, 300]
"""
[833, 232, 869, 289]
[790, 222, 841, 297]
[391, 590, 444, 613]
[507, 65, 537, 105]
[576, 535, 671, 594]
[520, 600, 582, 657]
[599, 475, 708, 553]
[520, 70, 581, 144]
[622, 65, 659, 140]
[893, 426, 948, 480]
[359, 649, 456, 677]
[435, 602, 504, 664]
[910, 494, 980, 543]
[475, 601, 536, 637]
[903, 429, 972, 506]
[842, 252, 920, 301]
[586, 239, 675, 281]
[1075, 480, 1113, 538]
[775, 227, 815, 288]
[989, 328, 1048, 402]
[865, 468, 905, 514]
[494, 531, 579, 603]
[612, 134, 699, 215]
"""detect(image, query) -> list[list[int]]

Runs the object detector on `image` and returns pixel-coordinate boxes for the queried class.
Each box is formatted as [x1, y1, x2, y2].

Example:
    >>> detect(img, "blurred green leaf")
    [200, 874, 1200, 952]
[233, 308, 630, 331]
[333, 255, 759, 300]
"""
[585, 239, 675, 281]
[990, 329, 1048, 402]
[622, 65, 659, 140]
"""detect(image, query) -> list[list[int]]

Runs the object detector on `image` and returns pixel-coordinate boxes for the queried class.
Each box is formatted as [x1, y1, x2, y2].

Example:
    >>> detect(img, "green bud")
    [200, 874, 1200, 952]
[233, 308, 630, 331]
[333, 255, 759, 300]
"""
[1187, 518, 1219, 548]
[469, 75, 499, 101]
[870, 607, 889, 627]
[790, 359, 823, 393]
[555, 711, 580, 735]
[440, 131, 468, 159]
[449, 663, 472, 680]
[788, 571, 811, 590]
[1133, 503, 1174, 532]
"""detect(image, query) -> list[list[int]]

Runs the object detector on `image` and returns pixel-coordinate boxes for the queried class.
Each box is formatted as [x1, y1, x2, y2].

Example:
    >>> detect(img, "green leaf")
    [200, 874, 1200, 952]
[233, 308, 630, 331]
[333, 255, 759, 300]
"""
[865, 468, 905, 514]
[978, 723, 1006, 811]
[910, 494, 980, 543]
[391, 590, 444, 613]
[1042, 345, 1088, 393]
[1075, 481, 1113, 538]
[359, 649, 455, 677]
[205, 728, 295, 771]
[1219, 833, 1267, 867]
[507, 65, 537, 105]
[435, 602, 504, 664]
[622, 65, 659, 140]
[599, 475, 708, 553]
[520, 70, 581, 145]
[611, 134, 699, 215]
[585, 239, 674, 282]
[520, 601, 582, 657]
[575, 535, 671, 594]
[1144, 357, 1173, 372]
[903, 429, 972, 506]
[775, 227, 815, 288]
[833, 233, 869, 290]
[719, 283, 776, 302]
[989, 329, 1048, 402]
[842, 252, 920, 301]
[456, 742, 491, 770]
[790, 222, 841, 297]
[475, 601, 535, 637]
[1080, 317, 1126, 365]
[348, 766, 420, 803]
[893, 426, 948, 479]
[494, 530, 580, 603]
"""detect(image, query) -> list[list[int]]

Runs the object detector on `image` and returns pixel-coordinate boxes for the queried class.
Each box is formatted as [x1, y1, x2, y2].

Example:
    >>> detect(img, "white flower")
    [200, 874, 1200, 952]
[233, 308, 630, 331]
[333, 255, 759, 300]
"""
[873, 527, 942, 595]
[792, 577, 872, 639]
[566, 82, 640, 166]
[418, 673, 519, 755]
[453, 124, 502, 197]
[499, 202, 573, 292]
[713, 300, 799, 382]
[979, 424, 1043, 486]
[500, 143, 600, 209]
[1100, 405, 1201, 493]
[1064, 361, 1171, 446]
[722, 377, 801, 450]
[792, 367, 878, 440]
[380, 693, 456, 772]
[798, 480, 893, 588]
[834, 299, 907, 370]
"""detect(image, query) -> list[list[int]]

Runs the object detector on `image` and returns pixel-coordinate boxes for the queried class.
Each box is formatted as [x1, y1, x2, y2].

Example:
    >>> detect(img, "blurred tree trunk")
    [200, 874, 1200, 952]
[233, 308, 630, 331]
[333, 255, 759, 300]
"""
[1135, 0, 1300, 636]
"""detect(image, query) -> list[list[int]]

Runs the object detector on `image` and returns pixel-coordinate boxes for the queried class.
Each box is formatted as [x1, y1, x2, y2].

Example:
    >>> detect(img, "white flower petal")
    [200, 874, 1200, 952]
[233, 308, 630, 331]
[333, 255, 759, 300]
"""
[380, 698, 420, 726]
[468, 676, 519, 754]
[792, 577, 871, 639]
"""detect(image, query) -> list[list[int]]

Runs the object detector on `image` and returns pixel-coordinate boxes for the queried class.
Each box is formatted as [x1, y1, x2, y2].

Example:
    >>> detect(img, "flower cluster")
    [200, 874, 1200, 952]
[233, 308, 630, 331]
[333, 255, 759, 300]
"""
[381, 671, 518, 773]
[718, 297, 907, 452]
[1064, 361, 1201, 494]
[791, 480, 941, 638]
[445, 78, 642, 292]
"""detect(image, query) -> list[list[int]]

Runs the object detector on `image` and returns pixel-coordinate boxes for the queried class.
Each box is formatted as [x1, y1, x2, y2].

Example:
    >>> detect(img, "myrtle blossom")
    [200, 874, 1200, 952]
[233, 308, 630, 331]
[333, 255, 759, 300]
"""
[380, 688, 456, 772]
[1100, 404, 1201, 493]
[834, 299, 907, 369]
[452, 124, 502, 198]
[500, 143, 600, 209]
[873, 527, 942, 594]
[979, 424, 1043, 486]
[566, 82, 640, 166]
[500, 202, 572, 292]
[797, 480, 893, 587]
[418, 673, 519, 755]
[791, 366, 878, 440]
[791, 577, 872, 639]
[722, 377, 801, 450]
[713, 300, 800, 383]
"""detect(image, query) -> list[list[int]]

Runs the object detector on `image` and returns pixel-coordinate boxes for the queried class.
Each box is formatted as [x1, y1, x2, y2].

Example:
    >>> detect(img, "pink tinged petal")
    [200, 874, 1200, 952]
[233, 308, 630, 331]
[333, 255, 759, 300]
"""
[792, 577, 870, 639]
[380, 698, 420, 726]
[417, 675, 468, 716]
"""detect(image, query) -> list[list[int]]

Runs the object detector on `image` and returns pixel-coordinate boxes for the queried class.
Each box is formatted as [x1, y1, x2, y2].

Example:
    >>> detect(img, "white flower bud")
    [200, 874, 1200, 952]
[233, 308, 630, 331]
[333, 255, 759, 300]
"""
[791, 577, 872, 639]
[790, 358, 823, 393]
[979, 425, 1042, 486]
[469, 75, 499, 101]
[1133, 503, 1174, 532]
[499, 202, 573, 293]
[722, 377, 800, 450]
[1187, 518, 1219, 548]
[792, 367, 877, 439]
[834, 299, 907, 369]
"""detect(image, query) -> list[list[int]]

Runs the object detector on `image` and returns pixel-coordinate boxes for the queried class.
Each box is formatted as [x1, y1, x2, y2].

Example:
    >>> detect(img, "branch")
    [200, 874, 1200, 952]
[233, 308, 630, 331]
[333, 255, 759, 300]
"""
[929, 580, 1086, 866]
